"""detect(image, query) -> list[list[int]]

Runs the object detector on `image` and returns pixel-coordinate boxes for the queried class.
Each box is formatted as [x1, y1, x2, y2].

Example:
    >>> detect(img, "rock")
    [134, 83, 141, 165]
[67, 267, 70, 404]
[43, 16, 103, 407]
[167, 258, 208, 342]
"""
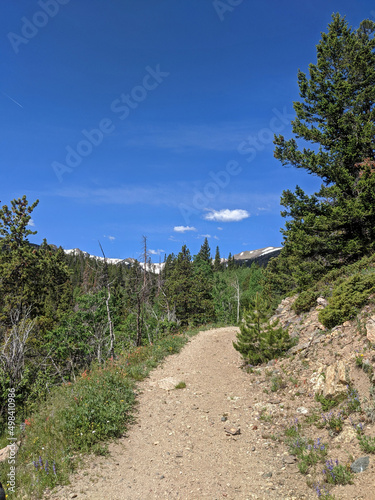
[335, 426, 357, 444]
[351, 456, 370, 473]
[323, 361, 350, 398]
[224, 426, 241, 436]
[69, 495, 78, 499]
[296, 407, 308, 415]
[317, 297, 328, 307]
[221, 416, 227, 422]
[310, 368, 325, 394]
[287, 341, 310, 356]
[155, 377, 180, 391]
[366, 316, 375, 343]
[0, 446, 10, 463]
[283, 455, 297, 464]
[0, 443, 19, 463]
[262, 472, 273, 478]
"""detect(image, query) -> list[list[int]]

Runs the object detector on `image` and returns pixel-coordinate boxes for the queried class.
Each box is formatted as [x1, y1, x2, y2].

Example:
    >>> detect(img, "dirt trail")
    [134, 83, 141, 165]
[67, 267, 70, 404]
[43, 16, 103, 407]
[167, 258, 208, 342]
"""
[51, 327, 312, 500]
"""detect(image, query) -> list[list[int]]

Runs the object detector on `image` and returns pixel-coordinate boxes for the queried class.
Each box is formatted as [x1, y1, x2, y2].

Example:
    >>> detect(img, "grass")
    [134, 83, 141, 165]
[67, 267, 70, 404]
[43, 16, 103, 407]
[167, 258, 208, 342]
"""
[0, 324, 210, 499]
[270, 374, 287, 392]
[175, 381, 186, 389]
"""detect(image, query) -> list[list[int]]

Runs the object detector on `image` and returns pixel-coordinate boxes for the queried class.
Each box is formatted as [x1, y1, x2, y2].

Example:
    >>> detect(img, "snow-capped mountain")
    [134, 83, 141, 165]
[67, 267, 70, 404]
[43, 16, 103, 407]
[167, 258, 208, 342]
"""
[63, 246, 282, 274]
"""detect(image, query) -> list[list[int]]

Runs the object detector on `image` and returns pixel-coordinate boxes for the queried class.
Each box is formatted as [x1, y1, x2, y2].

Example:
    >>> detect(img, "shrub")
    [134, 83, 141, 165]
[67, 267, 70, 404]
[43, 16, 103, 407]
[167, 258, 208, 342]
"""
[315, 393, 340, 412]
[319, 271, 375, 328]
[322, 459, 353, 485]
[292, 290, 318, 314]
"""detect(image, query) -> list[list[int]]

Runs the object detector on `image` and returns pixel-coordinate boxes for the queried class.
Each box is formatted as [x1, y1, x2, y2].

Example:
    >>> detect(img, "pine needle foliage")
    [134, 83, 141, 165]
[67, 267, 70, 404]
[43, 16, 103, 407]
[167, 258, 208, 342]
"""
[233, 294, 292, 365]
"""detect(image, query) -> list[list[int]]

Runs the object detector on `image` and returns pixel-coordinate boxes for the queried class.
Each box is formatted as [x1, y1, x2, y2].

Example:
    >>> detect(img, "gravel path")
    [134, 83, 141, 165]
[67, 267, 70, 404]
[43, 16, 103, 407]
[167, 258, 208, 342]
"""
[52, 327, 313, 500]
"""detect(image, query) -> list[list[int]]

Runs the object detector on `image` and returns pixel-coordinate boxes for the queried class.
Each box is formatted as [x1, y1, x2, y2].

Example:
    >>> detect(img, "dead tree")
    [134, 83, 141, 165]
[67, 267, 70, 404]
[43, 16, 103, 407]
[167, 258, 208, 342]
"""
[98, 241, 115, 359]
[0, 306, 35, 387]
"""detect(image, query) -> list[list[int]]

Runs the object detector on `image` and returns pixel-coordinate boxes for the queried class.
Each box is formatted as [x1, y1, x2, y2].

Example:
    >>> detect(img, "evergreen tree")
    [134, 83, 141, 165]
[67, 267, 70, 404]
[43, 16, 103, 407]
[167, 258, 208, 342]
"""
[273, 14, 375, 289]
[167, 245, 194, 325]
[191, 248, 215, 325]
[197, 237, 211, 264]
[233, 294, 292, 365]
[213, 246, 222, 272]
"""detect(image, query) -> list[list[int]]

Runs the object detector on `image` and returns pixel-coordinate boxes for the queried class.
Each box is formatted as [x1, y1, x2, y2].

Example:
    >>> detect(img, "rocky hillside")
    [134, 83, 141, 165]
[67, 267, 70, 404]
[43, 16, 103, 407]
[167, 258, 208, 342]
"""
[239, 294, 375, 498]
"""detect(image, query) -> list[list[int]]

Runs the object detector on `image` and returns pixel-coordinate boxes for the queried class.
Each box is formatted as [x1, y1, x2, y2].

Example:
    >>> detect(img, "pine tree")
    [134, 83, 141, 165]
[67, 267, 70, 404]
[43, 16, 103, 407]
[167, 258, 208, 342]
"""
[213, 246, 222, 272]
[273, 14, 375, 288]
[197, 237, 211, 264]
[167, 245, 194, 325]
[233, 294, 292, 365]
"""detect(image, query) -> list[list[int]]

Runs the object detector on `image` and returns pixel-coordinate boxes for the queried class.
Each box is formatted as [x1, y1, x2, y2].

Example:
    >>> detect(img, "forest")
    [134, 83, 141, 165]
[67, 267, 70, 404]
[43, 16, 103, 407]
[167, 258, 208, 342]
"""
[0, 200, 263, 432]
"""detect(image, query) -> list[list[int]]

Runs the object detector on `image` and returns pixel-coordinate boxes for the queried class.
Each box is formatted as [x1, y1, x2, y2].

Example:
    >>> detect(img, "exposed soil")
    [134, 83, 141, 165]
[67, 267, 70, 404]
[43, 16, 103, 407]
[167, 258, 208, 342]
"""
[48, 312, 375, 500]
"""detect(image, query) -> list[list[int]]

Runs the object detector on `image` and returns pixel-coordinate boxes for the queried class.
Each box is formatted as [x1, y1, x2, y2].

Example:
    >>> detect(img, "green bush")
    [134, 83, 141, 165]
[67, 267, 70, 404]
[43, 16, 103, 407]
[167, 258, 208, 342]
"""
[292, 290, 318, 314]
[318, 271, 375, 328]
[233, 294, 293, 365]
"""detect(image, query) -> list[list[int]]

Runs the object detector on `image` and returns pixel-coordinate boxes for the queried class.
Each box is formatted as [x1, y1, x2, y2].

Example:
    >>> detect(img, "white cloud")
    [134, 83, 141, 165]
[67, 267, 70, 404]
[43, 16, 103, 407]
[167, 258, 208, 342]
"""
[199, 234, 211, 238]
[217, 227, 223, 231]
[28, 219, 35, 227]
[108, 236, 115, 241]
[149, 249, 165, 255]
[203, 209, 250, 222]
[173, 225, 197, 233]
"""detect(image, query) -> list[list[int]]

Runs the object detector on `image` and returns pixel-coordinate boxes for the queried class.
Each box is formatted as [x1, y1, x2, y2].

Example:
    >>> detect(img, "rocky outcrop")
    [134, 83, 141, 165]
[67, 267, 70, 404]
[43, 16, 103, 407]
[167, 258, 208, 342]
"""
[366, 315, 375, 343]
[322, 361, 350, 398]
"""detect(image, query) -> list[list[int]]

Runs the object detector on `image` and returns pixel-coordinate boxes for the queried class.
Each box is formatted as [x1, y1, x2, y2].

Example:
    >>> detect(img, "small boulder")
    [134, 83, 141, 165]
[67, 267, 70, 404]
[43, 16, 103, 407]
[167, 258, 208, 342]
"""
[351, 456, 370, 473]
[317, 297, 328, 307]
[366, 316, 375, 343]
[323, 361, 350, 399]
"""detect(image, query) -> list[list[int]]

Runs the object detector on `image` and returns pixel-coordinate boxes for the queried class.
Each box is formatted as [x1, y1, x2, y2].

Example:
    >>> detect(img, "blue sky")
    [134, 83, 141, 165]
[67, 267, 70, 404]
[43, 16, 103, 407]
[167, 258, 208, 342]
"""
[1, 0, 374, 261]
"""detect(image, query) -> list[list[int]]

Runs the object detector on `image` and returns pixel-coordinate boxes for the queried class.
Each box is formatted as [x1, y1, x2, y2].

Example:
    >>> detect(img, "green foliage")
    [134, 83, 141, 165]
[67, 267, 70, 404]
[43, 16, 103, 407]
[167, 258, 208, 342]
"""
[292, 290, 318, 314]
[345, 386, 361, 414]
[270, 374, 287, 392]
[213, 245, 222, 272]
[357, 432, 375, 453]
[58, 365, 135, 451]
[318, 269, 375, 328]
[322, 459, 353, 485]
[321, 411, 344, 433]
[287, 435, 328, 474]
[233, 294, 293, 365]
[175, 381, 186, 389]
[315, 393, 340, 412]
[268, 14, 375, 293]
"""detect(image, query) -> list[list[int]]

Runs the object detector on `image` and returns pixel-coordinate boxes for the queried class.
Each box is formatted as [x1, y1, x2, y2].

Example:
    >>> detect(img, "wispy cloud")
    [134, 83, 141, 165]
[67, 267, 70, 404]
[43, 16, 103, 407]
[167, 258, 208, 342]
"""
[28, 219, 35, 227]
[149, 249, 165, 255]
[55, 185, 177, 206]
[203, 209, 250, 222]
[174, 225, 197, 233]
[103, 234, 116, 241]
[122, 121, 259, 152]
